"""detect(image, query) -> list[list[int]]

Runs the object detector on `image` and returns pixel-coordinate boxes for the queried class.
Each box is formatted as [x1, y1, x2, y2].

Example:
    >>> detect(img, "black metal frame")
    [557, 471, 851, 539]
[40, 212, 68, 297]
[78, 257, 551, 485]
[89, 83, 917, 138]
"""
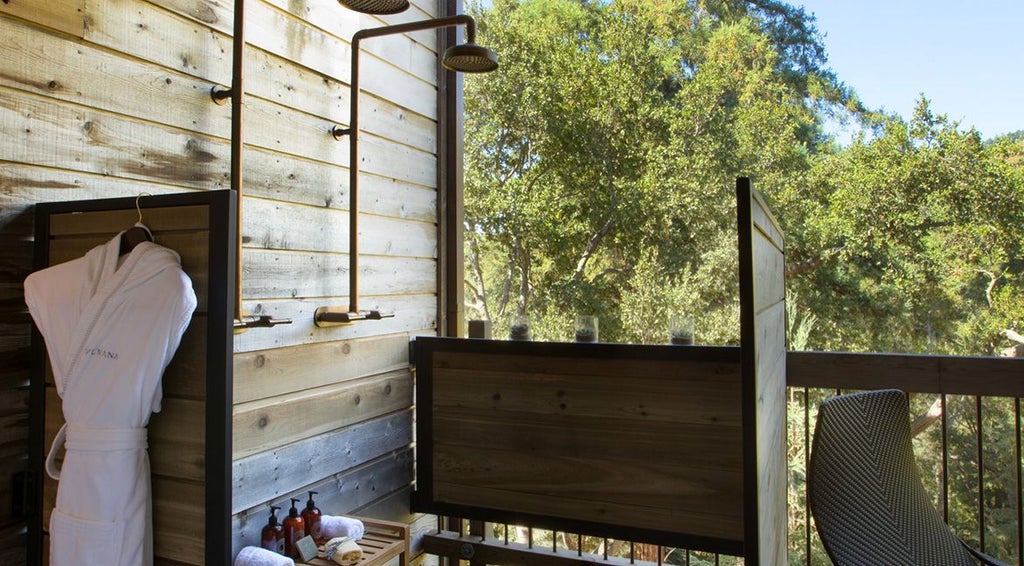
[27, 190, 235, 565]
[736, 176, 760, 563]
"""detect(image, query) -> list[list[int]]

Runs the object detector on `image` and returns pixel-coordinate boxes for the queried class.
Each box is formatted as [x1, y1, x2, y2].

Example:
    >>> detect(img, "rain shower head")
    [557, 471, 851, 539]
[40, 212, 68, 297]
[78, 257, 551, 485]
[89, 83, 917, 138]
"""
[337, 0, 409, 15]
[318, 15, 501, 327]
[442, 43, 499, 73]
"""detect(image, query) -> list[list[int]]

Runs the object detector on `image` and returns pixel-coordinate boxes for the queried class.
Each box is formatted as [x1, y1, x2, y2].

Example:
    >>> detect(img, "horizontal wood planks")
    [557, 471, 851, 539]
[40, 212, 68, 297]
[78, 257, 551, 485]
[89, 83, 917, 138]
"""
[417, 338, 746, 552]
[786, 350, 1024, 397]
[4, 0, 438, 562]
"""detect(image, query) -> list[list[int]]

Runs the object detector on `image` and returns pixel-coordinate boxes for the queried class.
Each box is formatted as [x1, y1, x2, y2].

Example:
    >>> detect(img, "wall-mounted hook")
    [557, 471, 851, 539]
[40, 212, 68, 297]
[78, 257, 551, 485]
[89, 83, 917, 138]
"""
[210, 86, 233, 105]
[330, 125, 351, 140]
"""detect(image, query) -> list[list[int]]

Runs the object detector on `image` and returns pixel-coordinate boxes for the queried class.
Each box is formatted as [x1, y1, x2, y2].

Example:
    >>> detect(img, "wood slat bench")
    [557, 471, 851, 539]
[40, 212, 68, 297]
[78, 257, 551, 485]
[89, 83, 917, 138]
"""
[306, 517, 409, 566]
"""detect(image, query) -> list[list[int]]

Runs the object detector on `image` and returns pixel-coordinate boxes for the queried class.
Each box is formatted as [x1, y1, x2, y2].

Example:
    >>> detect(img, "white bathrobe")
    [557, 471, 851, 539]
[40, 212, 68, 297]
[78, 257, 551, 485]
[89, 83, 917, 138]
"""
[24, 227, 197, 566]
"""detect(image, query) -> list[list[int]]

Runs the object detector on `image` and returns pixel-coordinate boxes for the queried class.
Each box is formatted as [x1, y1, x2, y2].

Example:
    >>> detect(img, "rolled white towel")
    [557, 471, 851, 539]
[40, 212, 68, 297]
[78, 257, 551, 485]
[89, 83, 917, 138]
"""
[320, 514, 365, 541]
[233, 546, 295, 566]
[324, 536, 363, 565]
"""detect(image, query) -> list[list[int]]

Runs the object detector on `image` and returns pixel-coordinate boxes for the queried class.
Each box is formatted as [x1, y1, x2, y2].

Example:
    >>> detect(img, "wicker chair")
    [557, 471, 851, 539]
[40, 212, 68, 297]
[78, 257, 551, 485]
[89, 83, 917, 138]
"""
[808, 389, 1008, 565]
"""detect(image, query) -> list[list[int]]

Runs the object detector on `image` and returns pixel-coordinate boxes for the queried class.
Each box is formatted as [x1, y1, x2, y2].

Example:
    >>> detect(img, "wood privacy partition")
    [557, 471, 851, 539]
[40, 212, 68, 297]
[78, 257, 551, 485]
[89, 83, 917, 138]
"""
[28, 191, 235, 565]
[414, 178, 788, 564]
[736, 177, 788, 565]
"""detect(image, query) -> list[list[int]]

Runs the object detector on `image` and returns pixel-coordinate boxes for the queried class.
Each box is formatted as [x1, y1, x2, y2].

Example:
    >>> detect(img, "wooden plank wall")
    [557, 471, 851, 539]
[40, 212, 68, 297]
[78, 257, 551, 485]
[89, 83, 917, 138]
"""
[736, 178, 788, 565]
[415, 338, 748, 556]
[1, 0, 443, 562]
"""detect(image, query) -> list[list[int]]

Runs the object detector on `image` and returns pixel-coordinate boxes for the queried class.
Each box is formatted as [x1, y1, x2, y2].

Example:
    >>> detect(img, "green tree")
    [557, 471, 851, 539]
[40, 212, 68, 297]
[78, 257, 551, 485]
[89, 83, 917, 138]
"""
[464, 0, 838, 343]
[785, 98, 1024, 355]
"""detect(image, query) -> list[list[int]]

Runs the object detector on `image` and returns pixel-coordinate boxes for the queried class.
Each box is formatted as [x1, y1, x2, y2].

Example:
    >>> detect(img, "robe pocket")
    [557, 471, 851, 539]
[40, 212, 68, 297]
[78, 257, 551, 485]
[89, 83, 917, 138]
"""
[50, 508, 125, 566]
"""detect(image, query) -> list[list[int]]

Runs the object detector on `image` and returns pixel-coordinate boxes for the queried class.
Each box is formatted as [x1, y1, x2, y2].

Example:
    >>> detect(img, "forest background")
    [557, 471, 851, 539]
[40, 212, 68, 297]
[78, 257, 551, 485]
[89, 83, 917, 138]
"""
[458, 0, 1024, 563]
[461, 0, 1022, 355]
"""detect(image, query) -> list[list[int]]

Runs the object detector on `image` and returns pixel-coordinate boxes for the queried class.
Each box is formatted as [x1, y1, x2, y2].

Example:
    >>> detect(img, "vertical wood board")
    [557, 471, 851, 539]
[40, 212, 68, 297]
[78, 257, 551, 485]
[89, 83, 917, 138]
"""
[736, 177, 788, 566]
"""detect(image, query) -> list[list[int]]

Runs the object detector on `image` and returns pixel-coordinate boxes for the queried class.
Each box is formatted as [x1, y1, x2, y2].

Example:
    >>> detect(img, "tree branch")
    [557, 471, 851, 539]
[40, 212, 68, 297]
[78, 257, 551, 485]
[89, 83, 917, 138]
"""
[466, 235, 491, 321]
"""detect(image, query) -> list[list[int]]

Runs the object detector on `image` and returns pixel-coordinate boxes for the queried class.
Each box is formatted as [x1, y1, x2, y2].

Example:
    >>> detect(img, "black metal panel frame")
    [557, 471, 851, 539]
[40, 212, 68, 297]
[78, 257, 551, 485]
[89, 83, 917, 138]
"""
[736, 176, 760, 563]
[27, 190, 236, 566]
[411, 335, 745, 556]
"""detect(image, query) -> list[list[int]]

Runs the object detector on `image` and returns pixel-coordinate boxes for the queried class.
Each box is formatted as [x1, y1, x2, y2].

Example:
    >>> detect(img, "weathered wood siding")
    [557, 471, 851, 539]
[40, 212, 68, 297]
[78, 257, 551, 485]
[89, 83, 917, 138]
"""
[736, 177, 788, 566]
[1, 0, 442, 562]
[415, 338, 748, 556]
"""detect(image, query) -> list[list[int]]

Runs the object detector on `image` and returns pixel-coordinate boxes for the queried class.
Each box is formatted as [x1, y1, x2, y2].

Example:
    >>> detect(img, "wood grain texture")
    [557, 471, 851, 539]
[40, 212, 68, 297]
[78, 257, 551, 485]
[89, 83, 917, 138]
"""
[241, 197, 437, 256]
[736, 178, 788, 566]
[231, 448, 415, 556]
[232, 369, 413, 459]
[232, 409, 413, 513]
[234, 333, 411, 404]
[5, 0, 442, 561]
[232, 295, 437, 353]
[0, 0, 86, 38]
[418, 339, 746, 550]
[786, 350, 1024, 396]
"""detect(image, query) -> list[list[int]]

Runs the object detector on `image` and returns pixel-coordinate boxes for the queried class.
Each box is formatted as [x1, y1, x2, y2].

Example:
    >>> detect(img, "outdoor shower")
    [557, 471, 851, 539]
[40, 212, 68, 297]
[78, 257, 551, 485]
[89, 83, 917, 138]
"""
[315, 15, 498, 326]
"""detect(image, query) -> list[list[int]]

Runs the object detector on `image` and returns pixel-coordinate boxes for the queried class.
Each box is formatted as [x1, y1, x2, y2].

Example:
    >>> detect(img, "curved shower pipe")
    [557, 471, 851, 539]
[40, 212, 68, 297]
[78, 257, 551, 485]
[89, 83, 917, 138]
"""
[213, 3, 496, 328]
[314, 15, 498, 326]
[212, 0, 291, 331]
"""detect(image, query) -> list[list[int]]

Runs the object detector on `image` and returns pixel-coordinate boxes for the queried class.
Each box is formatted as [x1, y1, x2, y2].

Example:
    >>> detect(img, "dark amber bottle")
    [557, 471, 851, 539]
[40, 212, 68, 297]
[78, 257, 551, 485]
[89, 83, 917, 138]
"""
[261, 505, 285, 555]
[301, 490, 324, 545]
[282, 497, 306, 559]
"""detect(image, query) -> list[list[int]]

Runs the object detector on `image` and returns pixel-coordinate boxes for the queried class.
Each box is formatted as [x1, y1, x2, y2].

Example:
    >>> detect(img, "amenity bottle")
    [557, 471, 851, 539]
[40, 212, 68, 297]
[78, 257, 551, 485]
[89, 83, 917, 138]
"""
[302, 490, 324, 545]
[282, 497, 306, 558]
[261, 505, 285, 555]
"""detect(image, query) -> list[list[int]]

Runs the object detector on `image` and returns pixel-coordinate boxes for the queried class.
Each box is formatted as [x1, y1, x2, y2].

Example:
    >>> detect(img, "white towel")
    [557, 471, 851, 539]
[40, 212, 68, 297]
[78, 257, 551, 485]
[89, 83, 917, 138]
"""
[234, 546, 295, 566]
[320, 515, 365, 541]
[324, 537, 363, 565]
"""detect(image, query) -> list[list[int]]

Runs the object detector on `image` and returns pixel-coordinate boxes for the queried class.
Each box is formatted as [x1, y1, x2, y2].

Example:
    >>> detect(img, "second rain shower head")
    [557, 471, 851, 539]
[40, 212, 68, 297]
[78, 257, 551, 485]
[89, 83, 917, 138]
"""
[337, 0, 409, 15]
[442, 42, 499, 73]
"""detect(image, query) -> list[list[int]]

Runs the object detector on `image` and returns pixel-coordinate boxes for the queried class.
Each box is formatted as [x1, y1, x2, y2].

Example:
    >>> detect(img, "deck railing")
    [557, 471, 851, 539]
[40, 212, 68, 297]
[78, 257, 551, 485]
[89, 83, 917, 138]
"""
[426, 350, 1024, 565]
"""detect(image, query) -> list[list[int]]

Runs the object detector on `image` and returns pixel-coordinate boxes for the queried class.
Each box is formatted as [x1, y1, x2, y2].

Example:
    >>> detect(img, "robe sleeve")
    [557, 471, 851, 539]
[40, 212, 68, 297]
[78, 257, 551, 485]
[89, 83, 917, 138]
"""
[148, 268, 198, 414]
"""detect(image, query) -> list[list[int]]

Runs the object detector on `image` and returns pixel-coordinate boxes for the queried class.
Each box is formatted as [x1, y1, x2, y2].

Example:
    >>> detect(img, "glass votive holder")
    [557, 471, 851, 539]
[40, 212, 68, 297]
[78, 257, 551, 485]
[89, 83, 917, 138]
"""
[574, 315, 599, 343]
[509, 315, 532, 341]
[668, 314, 694, 345]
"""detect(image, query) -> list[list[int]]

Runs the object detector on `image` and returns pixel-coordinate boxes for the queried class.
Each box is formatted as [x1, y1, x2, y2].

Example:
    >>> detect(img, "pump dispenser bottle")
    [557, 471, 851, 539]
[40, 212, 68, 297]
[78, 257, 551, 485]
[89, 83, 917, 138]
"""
[301, 490, 324, 545]
[261, 505, 285, 555]
[282, 497, 306, 558]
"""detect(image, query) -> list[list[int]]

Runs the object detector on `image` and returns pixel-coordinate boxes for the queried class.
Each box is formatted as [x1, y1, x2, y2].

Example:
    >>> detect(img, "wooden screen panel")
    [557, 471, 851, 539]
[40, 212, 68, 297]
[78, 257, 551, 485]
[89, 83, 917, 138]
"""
[415, 338, 747, 556]
[29, 191, 234, 566]
[736, 177, 788, 565]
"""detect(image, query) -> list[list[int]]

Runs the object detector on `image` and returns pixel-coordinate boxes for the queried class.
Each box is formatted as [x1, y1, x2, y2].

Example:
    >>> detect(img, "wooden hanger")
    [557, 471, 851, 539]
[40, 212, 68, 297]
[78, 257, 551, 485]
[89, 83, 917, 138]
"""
[119, 193, 154, 255]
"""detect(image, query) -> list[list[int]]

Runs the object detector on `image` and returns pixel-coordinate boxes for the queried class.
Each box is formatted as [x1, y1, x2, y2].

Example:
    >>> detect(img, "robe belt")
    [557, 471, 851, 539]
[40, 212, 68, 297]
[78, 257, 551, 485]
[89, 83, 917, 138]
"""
[45, 423, 148, 480]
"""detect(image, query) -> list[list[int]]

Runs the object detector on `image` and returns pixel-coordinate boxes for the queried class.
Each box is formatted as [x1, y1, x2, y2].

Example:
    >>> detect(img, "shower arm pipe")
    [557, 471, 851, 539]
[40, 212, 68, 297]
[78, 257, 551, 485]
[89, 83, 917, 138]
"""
[317, 16, 476, 326]
[216, 0, 292, 330]
[230, 0, 244, 326]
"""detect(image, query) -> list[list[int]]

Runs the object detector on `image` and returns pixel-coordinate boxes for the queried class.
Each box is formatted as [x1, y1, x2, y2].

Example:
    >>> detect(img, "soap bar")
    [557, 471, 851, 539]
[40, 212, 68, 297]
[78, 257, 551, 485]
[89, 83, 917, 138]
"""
[294, 535, 319, 562]
[323, 536, 363, 565]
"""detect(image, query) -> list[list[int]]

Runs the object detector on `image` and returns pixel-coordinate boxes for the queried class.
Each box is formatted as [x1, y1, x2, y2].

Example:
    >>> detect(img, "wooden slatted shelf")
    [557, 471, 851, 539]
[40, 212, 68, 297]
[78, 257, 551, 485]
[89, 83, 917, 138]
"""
[307, 517, 409, 566]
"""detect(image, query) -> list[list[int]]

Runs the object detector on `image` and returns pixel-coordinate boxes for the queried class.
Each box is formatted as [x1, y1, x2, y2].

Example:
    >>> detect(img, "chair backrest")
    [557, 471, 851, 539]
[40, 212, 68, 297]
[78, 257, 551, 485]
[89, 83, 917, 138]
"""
[809, 389, 975, 566]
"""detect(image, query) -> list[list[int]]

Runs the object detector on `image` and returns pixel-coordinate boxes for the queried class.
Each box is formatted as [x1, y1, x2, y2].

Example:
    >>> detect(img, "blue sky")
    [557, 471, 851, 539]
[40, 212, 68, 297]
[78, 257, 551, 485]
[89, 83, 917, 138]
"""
[795, 0, 1024, 140]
